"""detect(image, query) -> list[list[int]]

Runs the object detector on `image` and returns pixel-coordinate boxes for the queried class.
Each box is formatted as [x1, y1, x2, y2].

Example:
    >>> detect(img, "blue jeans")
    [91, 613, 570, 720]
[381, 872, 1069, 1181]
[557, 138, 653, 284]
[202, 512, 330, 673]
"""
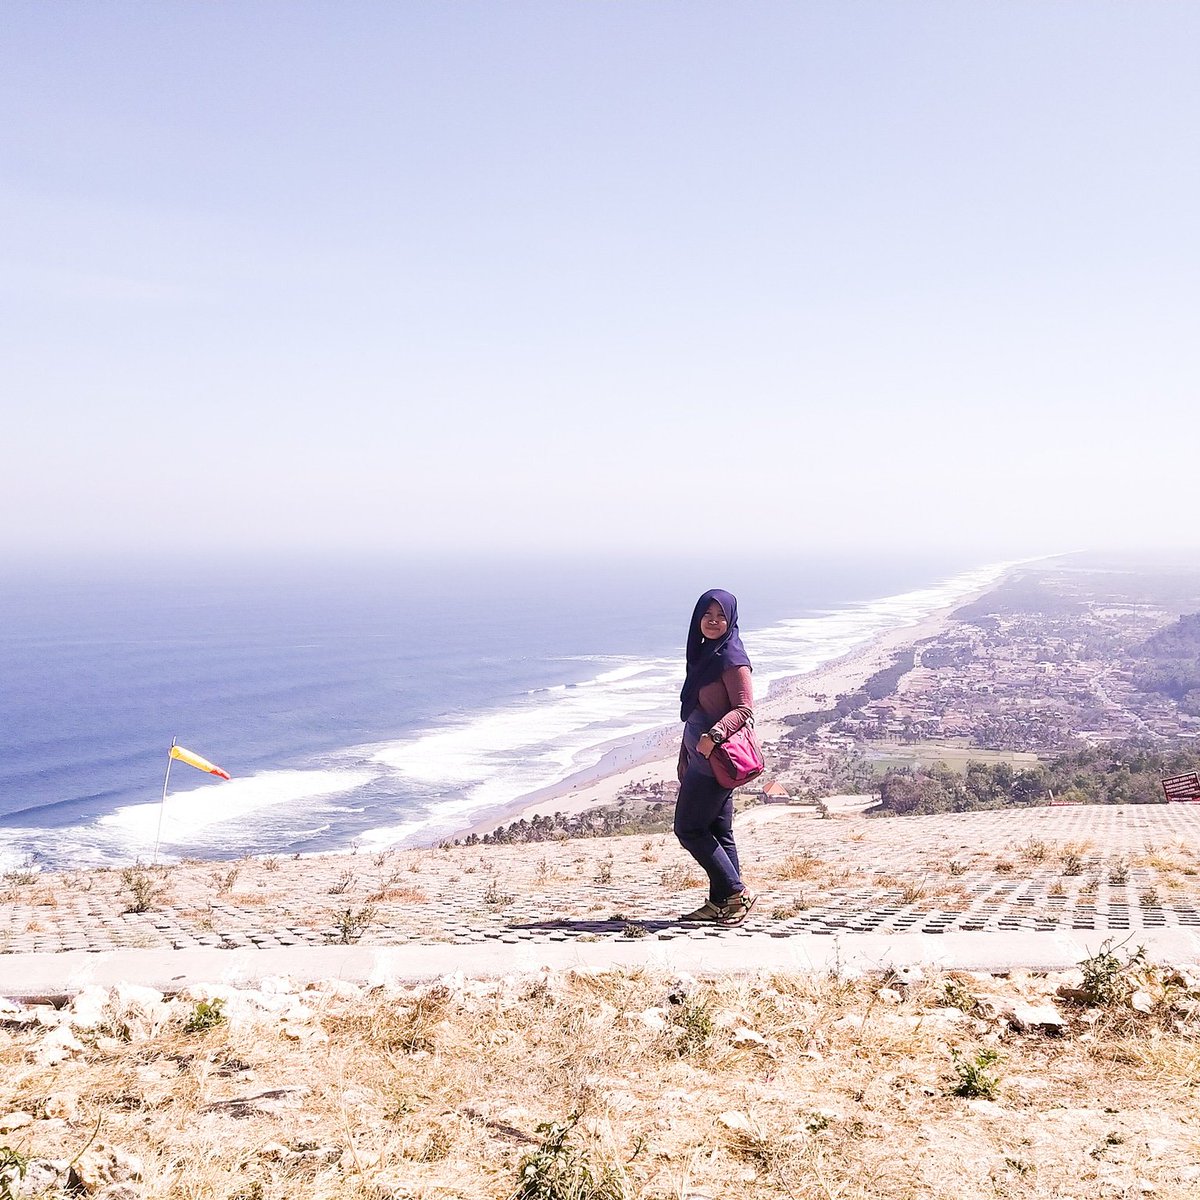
[674, 767, 743, 904]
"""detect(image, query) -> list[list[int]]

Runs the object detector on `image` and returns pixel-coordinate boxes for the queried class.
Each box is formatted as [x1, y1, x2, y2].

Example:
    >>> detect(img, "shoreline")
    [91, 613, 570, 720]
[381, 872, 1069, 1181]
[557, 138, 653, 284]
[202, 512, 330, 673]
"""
[448, 569, 1017, 842]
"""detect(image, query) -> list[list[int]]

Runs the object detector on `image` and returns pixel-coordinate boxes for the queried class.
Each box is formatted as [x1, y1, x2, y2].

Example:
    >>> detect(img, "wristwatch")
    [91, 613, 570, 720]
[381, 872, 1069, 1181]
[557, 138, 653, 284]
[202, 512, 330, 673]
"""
[707, 729, 725, 745]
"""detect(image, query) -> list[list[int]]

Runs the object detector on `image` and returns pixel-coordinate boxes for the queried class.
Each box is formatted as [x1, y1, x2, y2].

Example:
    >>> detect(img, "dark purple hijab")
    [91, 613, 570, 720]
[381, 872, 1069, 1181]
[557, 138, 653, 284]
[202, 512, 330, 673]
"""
[679, 588, 752, 721]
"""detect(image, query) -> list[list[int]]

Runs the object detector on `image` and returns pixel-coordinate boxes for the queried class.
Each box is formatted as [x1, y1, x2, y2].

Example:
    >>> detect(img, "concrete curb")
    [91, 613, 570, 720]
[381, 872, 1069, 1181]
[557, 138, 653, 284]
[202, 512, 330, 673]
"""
[5, 927, 1200, 1001]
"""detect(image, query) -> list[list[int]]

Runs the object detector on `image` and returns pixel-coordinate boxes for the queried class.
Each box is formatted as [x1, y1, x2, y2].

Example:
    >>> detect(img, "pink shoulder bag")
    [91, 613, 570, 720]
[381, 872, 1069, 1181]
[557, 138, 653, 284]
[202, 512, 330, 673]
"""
[709, 723, 765, 790]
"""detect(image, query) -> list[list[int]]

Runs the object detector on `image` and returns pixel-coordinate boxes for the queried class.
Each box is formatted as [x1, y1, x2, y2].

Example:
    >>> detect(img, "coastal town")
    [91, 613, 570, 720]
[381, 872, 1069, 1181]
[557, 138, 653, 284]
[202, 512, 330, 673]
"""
[760, 560, 1200, 804]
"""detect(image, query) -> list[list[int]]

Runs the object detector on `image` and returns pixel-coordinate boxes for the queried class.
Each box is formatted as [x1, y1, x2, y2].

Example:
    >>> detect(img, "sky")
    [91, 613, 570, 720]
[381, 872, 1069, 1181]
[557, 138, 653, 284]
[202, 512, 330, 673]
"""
[2, 1, 1198, 563]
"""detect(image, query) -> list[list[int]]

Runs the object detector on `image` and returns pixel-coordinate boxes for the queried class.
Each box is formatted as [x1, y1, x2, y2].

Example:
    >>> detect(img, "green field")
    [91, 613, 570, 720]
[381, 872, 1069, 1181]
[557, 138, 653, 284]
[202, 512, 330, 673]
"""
[865, 741, 1042, 774]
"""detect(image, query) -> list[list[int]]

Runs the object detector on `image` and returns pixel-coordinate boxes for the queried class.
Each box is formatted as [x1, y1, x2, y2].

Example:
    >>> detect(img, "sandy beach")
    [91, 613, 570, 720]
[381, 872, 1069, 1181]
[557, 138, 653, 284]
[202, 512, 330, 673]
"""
[456, 579, 1005, 840]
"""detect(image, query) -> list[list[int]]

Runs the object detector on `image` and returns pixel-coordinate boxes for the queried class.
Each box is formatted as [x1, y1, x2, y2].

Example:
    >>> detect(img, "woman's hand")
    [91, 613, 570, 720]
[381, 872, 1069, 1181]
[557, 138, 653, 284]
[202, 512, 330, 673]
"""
[697, 733, 715, 758]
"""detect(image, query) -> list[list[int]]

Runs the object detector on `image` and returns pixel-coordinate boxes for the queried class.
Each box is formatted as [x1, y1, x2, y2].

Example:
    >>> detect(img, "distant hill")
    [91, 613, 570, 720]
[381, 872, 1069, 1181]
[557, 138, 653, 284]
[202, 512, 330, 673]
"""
[1129, 612, 1200, 715]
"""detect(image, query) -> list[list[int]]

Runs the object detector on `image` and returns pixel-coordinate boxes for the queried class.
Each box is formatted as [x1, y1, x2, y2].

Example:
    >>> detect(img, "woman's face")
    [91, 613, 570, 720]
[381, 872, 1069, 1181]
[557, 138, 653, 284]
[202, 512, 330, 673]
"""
[699, 600, 729, 641]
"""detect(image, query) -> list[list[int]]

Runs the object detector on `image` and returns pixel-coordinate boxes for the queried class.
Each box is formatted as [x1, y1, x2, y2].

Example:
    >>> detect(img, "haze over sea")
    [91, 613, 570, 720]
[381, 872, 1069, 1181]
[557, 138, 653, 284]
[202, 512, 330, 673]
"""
[0, 554, 1016, 871]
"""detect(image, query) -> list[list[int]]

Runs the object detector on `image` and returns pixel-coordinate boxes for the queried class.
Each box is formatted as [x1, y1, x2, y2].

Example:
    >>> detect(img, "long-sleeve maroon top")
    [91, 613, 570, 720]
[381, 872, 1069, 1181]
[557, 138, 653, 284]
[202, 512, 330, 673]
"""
[677, 664, 754, 781]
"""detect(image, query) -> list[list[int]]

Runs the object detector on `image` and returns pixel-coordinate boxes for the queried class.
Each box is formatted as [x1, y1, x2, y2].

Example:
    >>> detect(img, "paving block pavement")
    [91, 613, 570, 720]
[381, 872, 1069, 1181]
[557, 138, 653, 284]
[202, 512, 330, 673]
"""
[3, 803, 1199, 996]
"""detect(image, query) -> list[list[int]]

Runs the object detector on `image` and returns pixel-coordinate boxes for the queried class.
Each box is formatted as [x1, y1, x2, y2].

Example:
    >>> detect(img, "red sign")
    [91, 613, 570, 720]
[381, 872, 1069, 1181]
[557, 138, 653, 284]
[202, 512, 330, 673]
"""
[1162, 772, 1200, 802]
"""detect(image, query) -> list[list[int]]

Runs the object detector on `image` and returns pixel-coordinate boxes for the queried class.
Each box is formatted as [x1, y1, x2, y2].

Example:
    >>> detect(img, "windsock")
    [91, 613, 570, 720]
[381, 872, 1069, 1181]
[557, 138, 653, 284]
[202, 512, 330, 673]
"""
[169, 744, 231, 780]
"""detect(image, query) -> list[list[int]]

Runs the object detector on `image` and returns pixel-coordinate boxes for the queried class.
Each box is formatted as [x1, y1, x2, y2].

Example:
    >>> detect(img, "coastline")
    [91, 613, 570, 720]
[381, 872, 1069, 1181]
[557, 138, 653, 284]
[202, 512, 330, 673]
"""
[449, 569, 1018, 841]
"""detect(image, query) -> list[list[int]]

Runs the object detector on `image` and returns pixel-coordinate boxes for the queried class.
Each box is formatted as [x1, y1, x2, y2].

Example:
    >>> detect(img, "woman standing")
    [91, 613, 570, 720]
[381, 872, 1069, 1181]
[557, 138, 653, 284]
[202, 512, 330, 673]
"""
[675, 588, 757, 924]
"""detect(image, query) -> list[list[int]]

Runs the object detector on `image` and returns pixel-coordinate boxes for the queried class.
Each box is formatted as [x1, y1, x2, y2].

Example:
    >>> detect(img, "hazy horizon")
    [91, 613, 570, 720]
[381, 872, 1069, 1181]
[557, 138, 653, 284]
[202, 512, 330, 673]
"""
[4, 2, 1198, 561]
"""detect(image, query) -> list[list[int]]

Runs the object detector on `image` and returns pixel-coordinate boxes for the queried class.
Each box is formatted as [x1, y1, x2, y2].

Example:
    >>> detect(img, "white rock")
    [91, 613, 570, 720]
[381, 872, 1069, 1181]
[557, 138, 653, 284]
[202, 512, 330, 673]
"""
[731, 1027, 770, 1046]
[1129, 991, 1154, 1014]
[877, 988, 903, 1005]
[1009, 1003, 1065, 1031]
[43, 1094, 79, 1121]
[32, 1025, 84, 1066]
[965, 1099, 1005, 1116]
[973, 994, 1009, 1020]
[894, 964, 925, 985]
[0, 1112, 33, 1132]
[112, 982, 164, 1009]
[68, 1145, 143, 1195]
[630, 1007, 670, 1033]
[718, 1111, 755, 1134]
[66, 986, 111, 1030]
[257, 976, 297, 995]
[8, 1159, 63, 1195]
[436, 970, 466, 994]
[589, 1000, 618, 1026]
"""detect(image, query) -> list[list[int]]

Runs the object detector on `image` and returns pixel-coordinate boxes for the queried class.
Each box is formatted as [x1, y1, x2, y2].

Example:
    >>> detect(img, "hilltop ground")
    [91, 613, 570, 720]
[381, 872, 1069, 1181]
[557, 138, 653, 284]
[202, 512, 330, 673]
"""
[4, 556, 1200, 1198]
[3, 802, 1200, 1200]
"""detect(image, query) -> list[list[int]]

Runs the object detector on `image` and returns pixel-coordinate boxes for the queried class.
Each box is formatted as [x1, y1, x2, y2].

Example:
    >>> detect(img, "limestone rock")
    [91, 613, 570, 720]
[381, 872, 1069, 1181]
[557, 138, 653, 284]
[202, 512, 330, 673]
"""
[257, 975, 297, 995]
[43, 1093, 79, 1121]
[630, 1007, 670, 1033]
[66, 986, 111, 1031]
[32, 1024, 84, 1066]
[68, 1146, 143, 1195]
[0, 1111, 33, 1133]
[718, 1111, 755, 1134]
[1172, 963, 1200, 992]
[112, 982, 164, 1010]
[731, 1027, 771, 1047]
[4, 1157, 64, 1197]
[972, 994, 1010, 1021]
[877, 988, 903, 1005]
[1009, 1003, 1065, 1032]
[965, 1099, 1005, 1117]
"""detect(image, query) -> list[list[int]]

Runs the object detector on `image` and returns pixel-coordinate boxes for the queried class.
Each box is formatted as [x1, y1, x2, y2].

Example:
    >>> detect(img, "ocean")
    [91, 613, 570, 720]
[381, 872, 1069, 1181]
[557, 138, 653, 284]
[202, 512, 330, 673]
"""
[0, 553, 1014, 870]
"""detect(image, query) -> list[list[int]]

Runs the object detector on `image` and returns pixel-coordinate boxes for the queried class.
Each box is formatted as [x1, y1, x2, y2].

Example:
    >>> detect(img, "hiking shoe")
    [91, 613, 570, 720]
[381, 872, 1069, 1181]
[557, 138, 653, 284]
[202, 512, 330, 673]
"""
[680, 900, 725, 922]
[719, 891, 758, 926]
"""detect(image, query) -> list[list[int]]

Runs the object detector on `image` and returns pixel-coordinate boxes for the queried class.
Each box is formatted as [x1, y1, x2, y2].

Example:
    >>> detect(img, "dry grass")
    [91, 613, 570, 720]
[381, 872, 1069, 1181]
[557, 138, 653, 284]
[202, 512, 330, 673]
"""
[4, 969, 1199, 1199]
[773, 850, 821, 881]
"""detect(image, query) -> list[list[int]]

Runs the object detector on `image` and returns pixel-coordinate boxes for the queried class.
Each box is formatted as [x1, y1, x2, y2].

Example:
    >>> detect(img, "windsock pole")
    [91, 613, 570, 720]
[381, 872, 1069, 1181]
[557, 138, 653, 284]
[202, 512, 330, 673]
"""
[152, 737, 177, 866]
